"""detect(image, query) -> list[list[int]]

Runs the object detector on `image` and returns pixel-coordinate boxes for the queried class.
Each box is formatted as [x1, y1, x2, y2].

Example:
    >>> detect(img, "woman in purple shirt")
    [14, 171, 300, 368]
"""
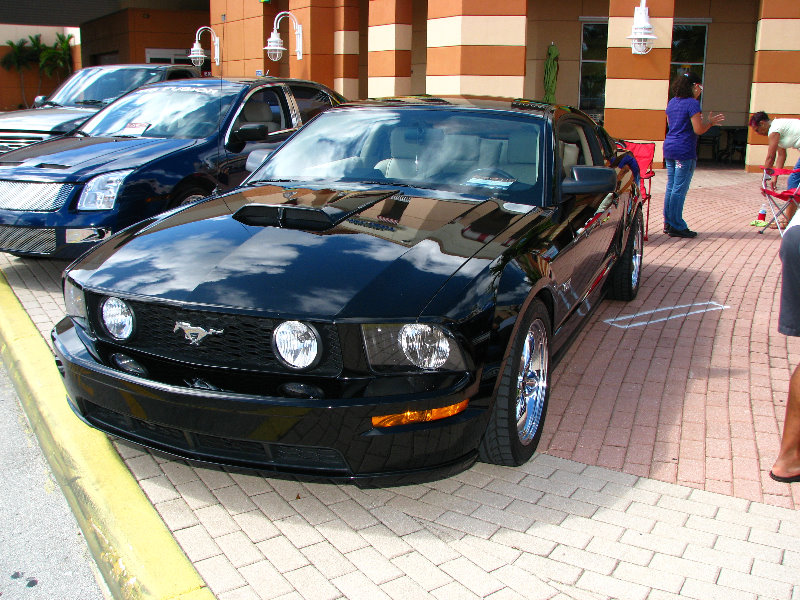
[663, 72, 725, 238]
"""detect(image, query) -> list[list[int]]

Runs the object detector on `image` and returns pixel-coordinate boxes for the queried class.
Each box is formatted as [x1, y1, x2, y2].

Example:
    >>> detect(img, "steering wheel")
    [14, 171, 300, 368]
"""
[465, 168, 516, 183]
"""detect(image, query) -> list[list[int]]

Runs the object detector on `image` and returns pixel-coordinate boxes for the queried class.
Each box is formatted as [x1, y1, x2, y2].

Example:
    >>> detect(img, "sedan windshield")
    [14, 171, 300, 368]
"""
[80, 85, 241, 139]
[47, 67, 167, 108]
[251, 106, 545, 202]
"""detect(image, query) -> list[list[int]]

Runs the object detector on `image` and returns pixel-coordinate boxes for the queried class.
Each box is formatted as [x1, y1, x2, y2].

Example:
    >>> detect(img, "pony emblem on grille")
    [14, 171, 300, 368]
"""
[173, 321, 224, 345]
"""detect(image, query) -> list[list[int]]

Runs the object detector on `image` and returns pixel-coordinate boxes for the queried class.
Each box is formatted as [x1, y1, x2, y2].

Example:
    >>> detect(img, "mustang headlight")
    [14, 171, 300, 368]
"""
[362, 323, 467, 372]
[77, 169, 134, 210]
[100, 296, 134, 340]
[63, 278, 87, 326]
[273, 321, 321, 370]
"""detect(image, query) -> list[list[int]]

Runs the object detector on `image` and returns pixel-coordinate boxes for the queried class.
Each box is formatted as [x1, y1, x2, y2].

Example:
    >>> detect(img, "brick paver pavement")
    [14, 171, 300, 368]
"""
[2, 166, 798, 599]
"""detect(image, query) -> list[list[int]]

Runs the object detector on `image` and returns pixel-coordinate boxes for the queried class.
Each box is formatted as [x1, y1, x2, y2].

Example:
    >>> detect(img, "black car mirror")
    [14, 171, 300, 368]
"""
[33, 95, 47, 108]
[561, 166, 616, 196]
[233, 123, 269, 142]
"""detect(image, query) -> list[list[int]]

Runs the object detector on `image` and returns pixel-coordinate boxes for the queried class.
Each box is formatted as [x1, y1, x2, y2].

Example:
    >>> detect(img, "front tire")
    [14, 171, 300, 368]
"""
[608, 205, 643, 301]
[169, 185, 210, 209]
[479, 298, 551, 466]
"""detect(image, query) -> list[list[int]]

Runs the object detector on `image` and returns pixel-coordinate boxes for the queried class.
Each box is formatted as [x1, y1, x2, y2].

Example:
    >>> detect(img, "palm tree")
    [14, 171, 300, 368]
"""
[1, 38, 36, 108]
[27, 34, 45, 97]
[40, 33, 73, 84]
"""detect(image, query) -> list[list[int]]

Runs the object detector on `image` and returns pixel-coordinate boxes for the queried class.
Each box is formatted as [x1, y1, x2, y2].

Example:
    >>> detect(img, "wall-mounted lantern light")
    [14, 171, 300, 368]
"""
[265, 11, 303, 61]
[188, 26, 220, 67]
[627, 0, 657, 55]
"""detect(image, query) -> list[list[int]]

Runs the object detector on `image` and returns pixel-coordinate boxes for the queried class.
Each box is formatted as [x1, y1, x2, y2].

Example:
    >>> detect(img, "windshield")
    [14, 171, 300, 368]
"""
[80, 84, 241, 139]
[250, 106, 545, 203]
[47, 67, 168, 108]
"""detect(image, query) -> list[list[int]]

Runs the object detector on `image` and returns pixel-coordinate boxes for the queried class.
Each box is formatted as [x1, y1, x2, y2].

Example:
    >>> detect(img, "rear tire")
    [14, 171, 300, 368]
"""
[608, 206, 643, 301]
[479, 298, 551, 466]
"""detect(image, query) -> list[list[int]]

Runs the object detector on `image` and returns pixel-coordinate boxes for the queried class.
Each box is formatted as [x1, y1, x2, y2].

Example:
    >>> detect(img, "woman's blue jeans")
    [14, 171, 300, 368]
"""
[787, 156, 800, 190]
[664, 158, 697, 231]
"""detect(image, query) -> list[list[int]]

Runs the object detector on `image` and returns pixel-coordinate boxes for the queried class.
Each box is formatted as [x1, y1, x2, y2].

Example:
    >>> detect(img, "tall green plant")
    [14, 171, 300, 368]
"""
[27, 34, 45, 97]
[1, 38, 36, 108]
[40, 33, 73, 83]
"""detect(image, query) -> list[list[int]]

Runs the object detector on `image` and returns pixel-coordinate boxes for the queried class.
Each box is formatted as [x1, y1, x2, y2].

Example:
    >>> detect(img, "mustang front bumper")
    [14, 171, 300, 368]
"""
[52, 317, 489, 484]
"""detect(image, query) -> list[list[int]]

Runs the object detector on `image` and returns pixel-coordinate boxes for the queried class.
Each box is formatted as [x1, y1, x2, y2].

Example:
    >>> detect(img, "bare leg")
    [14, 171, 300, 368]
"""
[772, 363, 800, 479]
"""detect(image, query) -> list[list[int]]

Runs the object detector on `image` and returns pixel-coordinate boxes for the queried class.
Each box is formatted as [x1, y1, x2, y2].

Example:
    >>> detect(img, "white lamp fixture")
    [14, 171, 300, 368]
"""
[627, 0, 657, 55]
[189, 26, 220, 67]
[265, 11, 303, 61]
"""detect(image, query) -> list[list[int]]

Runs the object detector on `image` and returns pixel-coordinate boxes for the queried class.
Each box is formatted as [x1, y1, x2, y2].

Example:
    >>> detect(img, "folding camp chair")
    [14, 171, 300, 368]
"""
[618, 141, 655, 241]
[759, 166, 800, 237]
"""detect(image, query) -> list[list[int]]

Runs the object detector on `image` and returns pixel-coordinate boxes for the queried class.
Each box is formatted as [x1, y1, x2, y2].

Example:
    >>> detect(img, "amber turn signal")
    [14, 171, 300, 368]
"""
[371, 399, 469, 428]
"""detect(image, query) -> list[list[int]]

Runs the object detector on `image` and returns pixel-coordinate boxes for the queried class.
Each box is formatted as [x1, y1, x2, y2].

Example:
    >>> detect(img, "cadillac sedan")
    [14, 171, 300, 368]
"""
[0, 76, 343, 258]
[52, 97, 643, 483]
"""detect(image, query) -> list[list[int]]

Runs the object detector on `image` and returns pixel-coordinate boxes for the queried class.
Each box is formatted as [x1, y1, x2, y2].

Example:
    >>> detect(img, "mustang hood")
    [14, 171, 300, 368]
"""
[69, 185, 532, 320]
[0, 106, 96, 134]
[0, 136, 198, 182]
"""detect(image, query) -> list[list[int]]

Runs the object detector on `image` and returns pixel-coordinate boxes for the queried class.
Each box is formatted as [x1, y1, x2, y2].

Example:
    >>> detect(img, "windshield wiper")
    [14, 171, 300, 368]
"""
[40, 100, 61, 107]
[73, 130, 90, 137]
[74, 99, 106, 106]
[242, 178, 298, 186]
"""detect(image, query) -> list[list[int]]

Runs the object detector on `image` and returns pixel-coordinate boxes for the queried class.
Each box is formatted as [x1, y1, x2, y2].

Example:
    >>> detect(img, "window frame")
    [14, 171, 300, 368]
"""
[578, 19, 609, 123]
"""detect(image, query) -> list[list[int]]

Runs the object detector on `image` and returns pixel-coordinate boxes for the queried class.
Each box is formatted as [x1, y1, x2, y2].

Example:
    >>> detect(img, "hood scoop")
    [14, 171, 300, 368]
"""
[233, 204, 338, 231]
[36, 163, 70, 169]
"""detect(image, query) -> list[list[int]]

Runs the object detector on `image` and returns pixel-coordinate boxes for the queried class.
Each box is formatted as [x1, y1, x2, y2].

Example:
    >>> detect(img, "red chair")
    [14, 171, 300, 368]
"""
[760, 166, 800, 237]
[618, 141, 655, 240]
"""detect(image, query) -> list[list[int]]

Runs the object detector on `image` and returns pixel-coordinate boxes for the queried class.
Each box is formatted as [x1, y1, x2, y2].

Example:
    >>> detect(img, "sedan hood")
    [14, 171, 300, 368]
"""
[0, 136, 199, 182]
[0, 107, 96, 134]
[70, 185, 533, 320]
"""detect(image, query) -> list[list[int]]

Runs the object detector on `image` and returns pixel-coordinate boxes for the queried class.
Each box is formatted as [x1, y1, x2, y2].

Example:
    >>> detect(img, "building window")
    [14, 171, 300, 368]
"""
[579, 22, 608, 121]
[669, 24, 708, 92]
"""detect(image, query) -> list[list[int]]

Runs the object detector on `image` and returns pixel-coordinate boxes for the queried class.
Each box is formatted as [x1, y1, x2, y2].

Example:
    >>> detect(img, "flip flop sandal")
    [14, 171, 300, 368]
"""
[769, 470, 800, 483]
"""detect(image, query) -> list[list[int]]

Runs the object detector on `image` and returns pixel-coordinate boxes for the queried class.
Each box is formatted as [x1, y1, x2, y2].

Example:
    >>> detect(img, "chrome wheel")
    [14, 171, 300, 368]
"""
[515, 318, 549, 445]
[631, 219, 643, 289]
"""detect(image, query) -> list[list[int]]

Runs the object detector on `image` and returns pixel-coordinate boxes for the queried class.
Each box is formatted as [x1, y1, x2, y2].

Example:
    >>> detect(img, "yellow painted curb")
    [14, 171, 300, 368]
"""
[0, 270, 215, 600]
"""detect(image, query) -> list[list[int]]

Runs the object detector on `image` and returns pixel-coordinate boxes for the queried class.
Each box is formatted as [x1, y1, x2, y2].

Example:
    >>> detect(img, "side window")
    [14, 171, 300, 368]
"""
[167, 70, 195, 80]
[233, 88, 288, 134]
[289, 85, 335, 122]
[557, 121, 602, 179]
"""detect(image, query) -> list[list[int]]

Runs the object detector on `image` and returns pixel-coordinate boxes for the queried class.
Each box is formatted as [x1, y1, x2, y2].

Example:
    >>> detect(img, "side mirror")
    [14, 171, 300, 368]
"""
[33, 95, 47, 108]
[233, 123, 269, 143]
[245, 149, 274, 172]
[561, 165, 616, 195]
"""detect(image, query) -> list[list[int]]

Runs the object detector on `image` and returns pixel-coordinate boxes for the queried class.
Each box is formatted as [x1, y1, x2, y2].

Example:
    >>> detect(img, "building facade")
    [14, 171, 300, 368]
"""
[207, 0, 799, 171]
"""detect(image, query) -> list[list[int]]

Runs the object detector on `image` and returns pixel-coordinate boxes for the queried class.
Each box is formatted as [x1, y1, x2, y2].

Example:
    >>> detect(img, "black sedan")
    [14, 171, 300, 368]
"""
[52, 97, 643, 483]
[0, 77, 344, 259]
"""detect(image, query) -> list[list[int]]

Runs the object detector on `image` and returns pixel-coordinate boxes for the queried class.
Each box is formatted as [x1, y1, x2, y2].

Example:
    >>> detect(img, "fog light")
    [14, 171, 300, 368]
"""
[65, 228, 110, 244]
[371, 399, 469, 428]
[111, 353, 147, 376]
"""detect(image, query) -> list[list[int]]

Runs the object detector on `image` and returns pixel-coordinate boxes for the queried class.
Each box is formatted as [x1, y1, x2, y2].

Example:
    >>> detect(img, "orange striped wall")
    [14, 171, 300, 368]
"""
[367, 0, 413, 97]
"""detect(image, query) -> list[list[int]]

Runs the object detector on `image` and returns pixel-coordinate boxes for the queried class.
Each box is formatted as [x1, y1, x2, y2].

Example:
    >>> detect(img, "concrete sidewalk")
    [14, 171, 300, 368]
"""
[0, 166, 798, 600]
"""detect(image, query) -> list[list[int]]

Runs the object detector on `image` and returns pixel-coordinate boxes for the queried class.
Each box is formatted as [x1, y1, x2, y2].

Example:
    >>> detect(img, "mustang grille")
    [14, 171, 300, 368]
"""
[0, 134, 47, 153]
[0, 225, 56, 254]
[0, 181, 76, 211]
[84, 295, 343, 376]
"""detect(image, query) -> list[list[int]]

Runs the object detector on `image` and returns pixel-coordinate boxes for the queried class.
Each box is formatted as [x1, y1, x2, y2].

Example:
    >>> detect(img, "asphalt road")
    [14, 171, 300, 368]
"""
[0, 362, 107, 600]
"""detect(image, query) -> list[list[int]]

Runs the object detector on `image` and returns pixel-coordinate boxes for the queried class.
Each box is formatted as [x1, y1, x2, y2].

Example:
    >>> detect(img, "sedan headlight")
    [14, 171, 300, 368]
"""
[272, 321, 321, 370]
[100, 296, 134, 340]
[63, 278, 87, 325]
[362, 323, 467, 372]
[77, 169, 134, 210]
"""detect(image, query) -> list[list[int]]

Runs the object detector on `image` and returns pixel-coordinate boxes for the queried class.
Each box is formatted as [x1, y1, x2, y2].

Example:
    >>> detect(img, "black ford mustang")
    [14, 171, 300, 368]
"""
[52, 97, 643, 483]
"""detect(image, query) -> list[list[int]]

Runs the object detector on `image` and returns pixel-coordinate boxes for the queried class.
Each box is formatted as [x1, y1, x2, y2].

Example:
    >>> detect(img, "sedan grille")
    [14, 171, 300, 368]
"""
[84, 294, 343, 376]
[0, 181, 76, 211]
[0, 134, 47, 153]
[0, 225, 56, 254]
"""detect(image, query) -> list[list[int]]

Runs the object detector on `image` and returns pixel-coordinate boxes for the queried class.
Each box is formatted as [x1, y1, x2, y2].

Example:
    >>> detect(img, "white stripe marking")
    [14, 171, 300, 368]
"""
[603, 302, 730, 329]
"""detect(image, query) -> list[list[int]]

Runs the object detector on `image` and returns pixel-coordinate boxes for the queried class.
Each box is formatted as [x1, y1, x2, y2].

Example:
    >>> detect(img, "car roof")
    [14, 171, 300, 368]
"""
[75, 64, 178, 71]
[143, 76, 338, 91]
[336, 96, 595, 122]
